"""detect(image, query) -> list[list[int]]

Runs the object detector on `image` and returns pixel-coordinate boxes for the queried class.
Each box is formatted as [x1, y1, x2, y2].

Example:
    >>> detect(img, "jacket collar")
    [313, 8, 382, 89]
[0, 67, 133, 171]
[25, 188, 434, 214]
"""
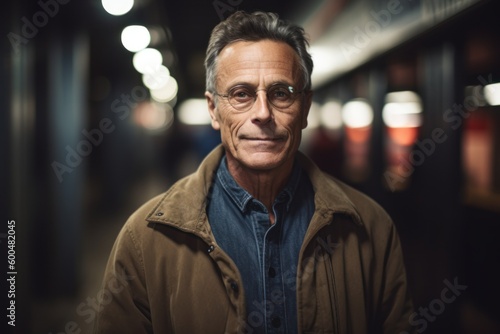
[296, 151, 362, 226]
[146, 145, 362, 238]
[145, 145, 224, 242]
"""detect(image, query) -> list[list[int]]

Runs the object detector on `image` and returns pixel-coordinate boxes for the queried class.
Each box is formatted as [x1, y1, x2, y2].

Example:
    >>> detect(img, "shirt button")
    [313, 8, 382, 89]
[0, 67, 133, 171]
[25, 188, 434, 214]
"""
[271, 316, 281, 328]
[268, 267, 276, 278]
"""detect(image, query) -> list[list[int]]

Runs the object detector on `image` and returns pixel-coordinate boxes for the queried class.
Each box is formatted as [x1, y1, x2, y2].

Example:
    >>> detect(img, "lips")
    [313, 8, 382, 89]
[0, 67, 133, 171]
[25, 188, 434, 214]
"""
[246, 137, 279, 141]
[240, 134, 286, 141]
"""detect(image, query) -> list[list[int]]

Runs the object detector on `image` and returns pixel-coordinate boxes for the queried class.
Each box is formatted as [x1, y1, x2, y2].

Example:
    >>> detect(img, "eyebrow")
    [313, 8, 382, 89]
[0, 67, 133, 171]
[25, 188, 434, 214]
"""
[226, 80, 295, 90]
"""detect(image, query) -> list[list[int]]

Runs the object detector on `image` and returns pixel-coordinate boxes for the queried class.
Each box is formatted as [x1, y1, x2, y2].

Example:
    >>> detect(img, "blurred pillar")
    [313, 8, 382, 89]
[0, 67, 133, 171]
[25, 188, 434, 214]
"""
[418, 42, 464, 332]
[367, 67, 387, 197]
[2, 1, 37, 333]
[48, 31, 89, 295]
[421, 42, 462, 247]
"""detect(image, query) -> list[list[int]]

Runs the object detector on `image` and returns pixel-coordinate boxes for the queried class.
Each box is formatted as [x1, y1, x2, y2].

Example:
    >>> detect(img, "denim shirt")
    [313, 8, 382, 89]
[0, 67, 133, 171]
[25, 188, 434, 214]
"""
[207, 156, 315, 334]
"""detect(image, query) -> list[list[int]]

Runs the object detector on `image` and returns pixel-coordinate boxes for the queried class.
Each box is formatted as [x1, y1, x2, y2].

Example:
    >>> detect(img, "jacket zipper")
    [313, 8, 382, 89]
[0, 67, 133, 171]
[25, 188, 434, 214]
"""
[325, 251, 340, 334]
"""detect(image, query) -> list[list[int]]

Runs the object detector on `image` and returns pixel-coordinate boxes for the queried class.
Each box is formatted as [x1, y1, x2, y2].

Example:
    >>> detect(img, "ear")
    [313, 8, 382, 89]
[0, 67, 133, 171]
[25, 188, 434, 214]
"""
[301, 90, 313, 129]
[205, 91, 220, 130]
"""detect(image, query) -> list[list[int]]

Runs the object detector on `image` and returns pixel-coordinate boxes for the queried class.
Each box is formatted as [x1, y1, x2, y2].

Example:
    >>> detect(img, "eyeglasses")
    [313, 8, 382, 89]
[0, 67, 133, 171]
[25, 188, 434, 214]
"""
[214, 83, 304, 112]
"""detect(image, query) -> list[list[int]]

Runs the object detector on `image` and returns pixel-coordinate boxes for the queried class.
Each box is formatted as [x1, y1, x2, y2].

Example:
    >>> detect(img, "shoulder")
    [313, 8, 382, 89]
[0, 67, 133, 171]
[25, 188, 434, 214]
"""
[123, 145, 227, 231]
[314, 172, 400, 257]
[125, 192, 167, 230]
[332, 177, 392, 225]
[298, 152, 393, 232]
[113, 193, 168, 253]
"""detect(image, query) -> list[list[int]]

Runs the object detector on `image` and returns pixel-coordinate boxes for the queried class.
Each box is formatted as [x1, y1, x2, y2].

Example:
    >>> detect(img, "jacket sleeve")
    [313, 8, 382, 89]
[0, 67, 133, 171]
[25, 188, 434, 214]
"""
[379, 221, 416, 334]
[93, 221, 153, 334]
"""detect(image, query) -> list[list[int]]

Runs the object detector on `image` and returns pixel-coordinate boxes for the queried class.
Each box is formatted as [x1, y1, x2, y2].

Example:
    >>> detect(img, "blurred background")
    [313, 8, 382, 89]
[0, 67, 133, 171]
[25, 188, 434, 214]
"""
[1, 0, 500, 333]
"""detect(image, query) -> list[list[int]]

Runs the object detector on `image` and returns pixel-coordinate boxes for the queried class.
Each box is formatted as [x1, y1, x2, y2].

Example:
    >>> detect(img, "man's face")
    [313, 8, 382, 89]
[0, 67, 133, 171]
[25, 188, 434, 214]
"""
[206, 40, 312, 172]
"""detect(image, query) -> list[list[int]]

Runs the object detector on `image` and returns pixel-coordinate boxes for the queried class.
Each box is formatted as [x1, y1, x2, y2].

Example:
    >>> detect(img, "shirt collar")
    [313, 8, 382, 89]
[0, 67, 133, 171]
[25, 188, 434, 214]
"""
[216, 155, 302, 213]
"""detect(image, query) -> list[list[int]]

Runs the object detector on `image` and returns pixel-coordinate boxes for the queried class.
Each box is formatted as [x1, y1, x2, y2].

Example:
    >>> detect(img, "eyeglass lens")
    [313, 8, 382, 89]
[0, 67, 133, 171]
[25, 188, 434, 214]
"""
[226, 84, 298, 111]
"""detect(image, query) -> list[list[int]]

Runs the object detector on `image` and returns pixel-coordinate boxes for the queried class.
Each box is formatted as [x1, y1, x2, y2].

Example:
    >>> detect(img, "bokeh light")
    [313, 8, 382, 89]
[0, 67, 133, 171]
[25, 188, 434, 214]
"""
[132, 48, 163, 74]
[121, 25, 151, 52]
[341, 99, 374, 128]
[150, 76, 178, 103]
[101, 0, 134, 16]
[142, 65, 170, 90]
[178, 99, 212, 125]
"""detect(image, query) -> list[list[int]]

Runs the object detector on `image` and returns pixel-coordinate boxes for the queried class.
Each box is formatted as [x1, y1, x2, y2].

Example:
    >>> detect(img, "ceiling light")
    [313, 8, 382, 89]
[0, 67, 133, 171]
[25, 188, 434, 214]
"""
[341, 99, 374, 128]
[101, 0, 134, 16]
[382, 91, 423, 128]
[150, 76, 178, 103]
[132, 48, 163, 74]
[178, 99, 212, 125]
[320, 100, 343, 129]
[142, 65, 170, 90]
[484, 83, 500, 106]
[121, 25, 151, 52]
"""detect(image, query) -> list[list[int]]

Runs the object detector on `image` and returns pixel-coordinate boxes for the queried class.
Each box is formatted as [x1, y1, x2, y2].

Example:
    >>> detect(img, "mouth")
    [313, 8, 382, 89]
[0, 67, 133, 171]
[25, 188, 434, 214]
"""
[246, 137, 279, 141]
[240, 135, 286, 142]
[240, 137, 286, 151]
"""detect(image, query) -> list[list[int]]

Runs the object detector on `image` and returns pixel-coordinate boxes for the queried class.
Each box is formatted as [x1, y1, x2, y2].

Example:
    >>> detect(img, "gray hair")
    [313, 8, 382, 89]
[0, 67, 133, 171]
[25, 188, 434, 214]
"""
[204, 11, 313, 94]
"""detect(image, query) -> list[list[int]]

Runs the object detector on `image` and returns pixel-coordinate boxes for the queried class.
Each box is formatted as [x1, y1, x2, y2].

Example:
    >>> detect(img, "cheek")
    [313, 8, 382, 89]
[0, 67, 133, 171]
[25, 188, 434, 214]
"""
[283, 116, 304, 135]
[218, 110, 244, 138]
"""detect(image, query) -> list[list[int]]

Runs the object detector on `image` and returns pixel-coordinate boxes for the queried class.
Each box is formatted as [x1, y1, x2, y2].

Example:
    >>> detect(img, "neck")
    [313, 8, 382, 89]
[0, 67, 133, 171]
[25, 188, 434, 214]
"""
[226, 158, 294, 215]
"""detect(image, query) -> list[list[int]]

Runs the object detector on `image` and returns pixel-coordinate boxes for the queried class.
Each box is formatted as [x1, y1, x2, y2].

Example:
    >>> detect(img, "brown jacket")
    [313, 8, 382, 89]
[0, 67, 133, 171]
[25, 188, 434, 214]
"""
[93, 145, 414, 334]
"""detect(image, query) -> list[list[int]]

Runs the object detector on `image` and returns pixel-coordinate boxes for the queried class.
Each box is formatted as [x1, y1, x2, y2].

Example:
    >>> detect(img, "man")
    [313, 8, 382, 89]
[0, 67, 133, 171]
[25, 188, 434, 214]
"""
[94, 11, 414, 334]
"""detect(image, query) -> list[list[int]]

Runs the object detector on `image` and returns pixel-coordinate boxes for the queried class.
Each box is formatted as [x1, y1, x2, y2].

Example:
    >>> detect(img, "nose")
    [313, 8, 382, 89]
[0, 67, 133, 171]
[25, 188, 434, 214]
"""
[251, 90, 273, 125]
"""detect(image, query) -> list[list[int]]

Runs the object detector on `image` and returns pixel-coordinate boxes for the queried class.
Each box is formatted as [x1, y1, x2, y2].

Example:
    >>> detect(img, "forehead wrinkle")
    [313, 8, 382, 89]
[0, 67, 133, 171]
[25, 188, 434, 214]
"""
[216, 40, 301, 90]
[217, 62, 299, 91]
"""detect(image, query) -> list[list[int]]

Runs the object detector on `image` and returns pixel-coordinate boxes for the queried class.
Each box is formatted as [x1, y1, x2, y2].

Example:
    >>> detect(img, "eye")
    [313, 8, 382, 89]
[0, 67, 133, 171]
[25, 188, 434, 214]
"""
[270, 85, 293, 101]
[229, 87, 254, 102]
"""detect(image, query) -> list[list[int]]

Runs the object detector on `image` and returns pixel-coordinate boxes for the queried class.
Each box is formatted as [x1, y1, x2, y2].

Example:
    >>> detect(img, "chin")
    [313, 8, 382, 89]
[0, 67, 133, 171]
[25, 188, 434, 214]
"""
[239, 151, 290, 171]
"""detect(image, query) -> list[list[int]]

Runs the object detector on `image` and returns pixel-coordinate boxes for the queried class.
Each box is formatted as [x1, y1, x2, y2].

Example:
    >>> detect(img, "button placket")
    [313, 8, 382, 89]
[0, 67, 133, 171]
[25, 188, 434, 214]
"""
[263, 218, 286, 333]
